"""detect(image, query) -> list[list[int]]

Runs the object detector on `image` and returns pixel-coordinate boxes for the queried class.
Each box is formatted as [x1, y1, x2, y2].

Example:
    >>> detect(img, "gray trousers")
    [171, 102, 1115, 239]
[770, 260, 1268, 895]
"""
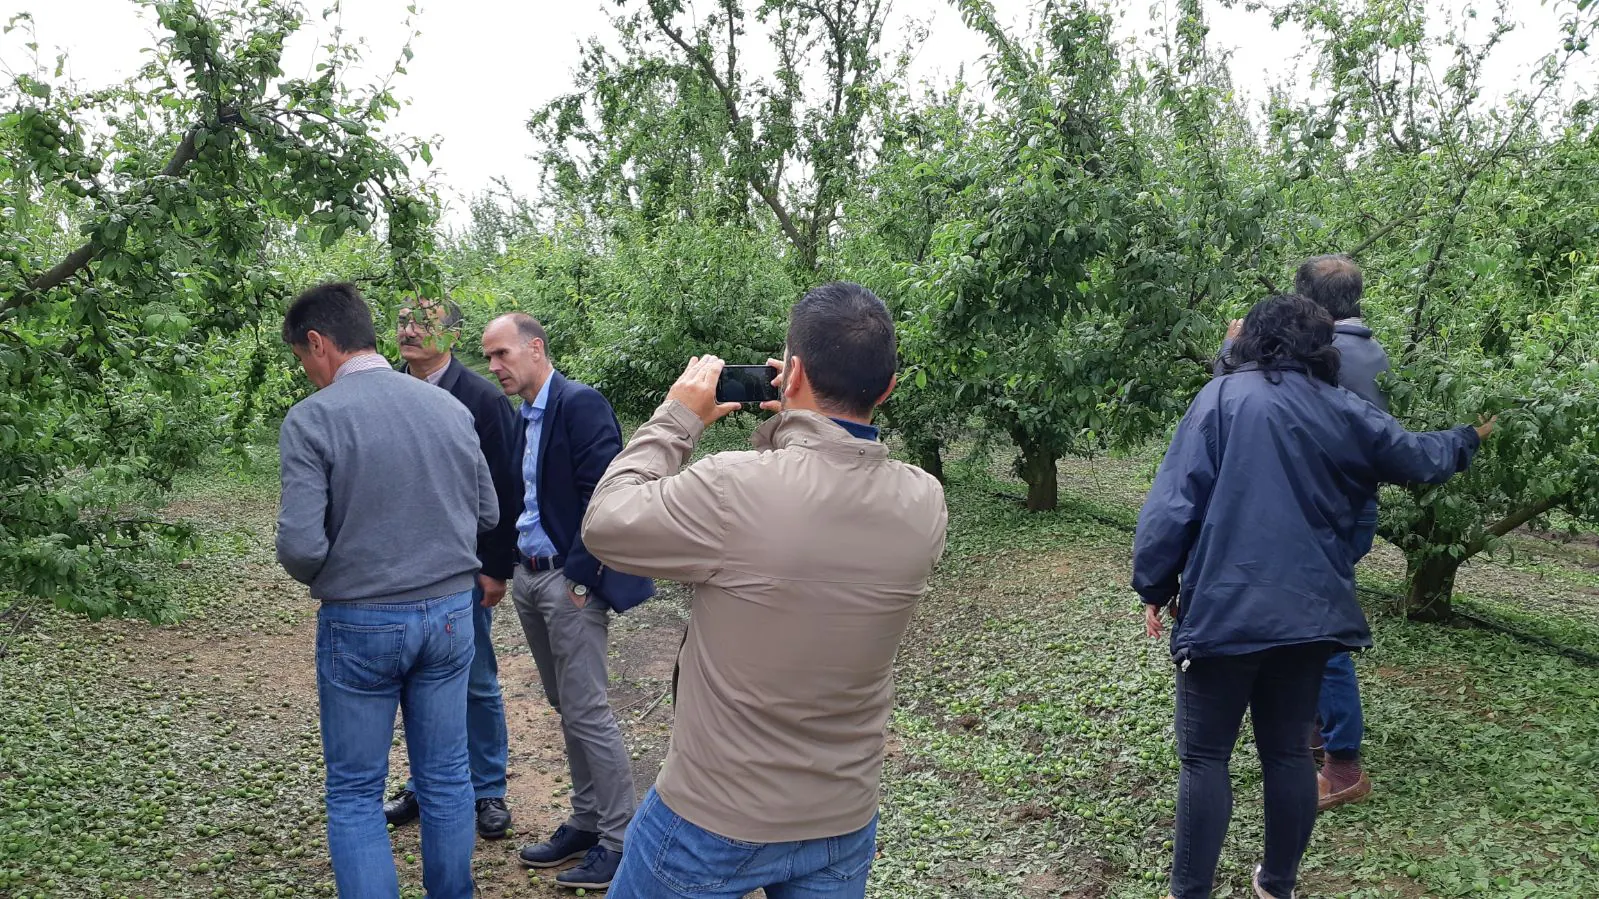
[511, 567, 636, 851]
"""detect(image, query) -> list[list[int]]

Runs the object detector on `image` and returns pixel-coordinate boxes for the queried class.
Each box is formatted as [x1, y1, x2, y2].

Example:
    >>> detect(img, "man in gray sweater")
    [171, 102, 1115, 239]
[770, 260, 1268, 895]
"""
[276, 282, 497, 899]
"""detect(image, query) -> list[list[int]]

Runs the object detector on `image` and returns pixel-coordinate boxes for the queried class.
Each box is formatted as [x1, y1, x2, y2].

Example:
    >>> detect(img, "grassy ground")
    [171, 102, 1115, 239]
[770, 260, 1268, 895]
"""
[2, 439, 1598, 898]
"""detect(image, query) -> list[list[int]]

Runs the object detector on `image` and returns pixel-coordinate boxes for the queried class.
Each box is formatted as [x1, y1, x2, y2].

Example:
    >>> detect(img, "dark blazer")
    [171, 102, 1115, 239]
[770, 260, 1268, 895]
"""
[399, 355, 522, 581]
[1133, 364, 1478, 662]
[516, 371, 655, 613]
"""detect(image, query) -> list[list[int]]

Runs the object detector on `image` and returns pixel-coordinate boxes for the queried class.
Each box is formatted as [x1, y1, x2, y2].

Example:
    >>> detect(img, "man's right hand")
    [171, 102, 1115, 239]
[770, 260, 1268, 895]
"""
[478, 574, 506, 607]
[759, 357, 785, 413]
[1226, 319, 1244, 340]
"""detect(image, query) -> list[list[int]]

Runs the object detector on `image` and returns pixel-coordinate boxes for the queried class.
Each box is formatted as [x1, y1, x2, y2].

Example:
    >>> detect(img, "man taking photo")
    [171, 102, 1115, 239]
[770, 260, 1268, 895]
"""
[582, 282, 948, 898]
[480, 312, 655, 891]
[276, 282, 497, 899]
[382, 296, 523, 840]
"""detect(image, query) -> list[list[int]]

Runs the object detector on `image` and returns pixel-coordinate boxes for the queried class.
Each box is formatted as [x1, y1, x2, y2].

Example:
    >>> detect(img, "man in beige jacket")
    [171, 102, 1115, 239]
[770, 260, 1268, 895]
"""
[582, 282, 947, 899]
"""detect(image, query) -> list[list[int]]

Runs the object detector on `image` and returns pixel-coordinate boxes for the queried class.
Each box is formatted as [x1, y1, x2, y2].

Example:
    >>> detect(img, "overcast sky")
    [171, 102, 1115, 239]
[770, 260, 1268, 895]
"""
[1, 0, 1588, 227]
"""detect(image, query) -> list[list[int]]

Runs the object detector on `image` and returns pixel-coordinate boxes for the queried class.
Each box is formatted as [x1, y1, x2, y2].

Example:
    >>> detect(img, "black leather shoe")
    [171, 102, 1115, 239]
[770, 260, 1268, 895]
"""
[383, 789, 419, 827]
[476, 797, 511, 839]
[519, 824, 601, 868]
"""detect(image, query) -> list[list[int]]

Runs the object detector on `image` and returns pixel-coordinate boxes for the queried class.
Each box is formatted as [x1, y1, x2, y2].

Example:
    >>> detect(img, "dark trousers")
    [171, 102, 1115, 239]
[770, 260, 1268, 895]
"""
[1170, 643, 1334, 899]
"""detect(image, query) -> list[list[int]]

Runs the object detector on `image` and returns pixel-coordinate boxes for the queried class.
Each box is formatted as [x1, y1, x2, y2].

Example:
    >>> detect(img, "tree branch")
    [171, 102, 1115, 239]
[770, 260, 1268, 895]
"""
[646, 2, 810, 261]
[1, 125, 201, 320]
[1465, 493, 1569, 557]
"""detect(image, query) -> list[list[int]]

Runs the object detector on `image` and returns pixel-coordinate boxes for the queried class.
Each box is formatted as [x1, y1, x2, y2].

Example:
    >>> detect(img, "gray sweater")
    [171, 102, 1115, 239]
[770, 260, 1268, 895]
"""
[276, 366, 498, 603]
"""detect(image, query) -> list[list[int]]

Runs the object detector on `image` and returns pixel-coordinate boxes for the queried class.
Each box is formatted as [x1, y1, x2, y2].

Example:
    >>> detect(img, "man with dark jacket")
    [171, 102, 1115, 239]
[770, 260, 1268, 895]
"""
[1216, 254, 1388, 810]
[277, 282, 496, 899]
[381, 297, 522, 839]
[480, 312, 654, 892]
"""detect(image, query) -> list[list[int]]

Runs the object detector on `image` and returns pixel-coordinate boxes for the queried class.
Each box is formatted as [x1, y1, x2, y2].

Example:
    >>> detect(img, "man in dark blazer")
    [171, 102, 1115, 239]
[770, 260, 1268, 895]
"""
[383, 297, 522, 840]
[480, 312, 654, 891]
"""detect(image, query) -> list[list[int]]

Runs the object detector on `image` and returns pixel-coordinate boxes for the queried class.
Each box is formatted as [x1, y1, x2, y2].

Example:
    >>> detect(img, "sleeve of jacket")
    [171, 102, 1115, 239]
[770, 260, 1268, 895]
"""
[275, 407, 331, 585]
[582, 400, 727, 584]
[474, 434, 498, 536]
[1212, 338, 1234, 377]
[561, 386, 627, 589]
[1356, 402, 1480, 485]
[471, 391, 522, 581]
[1132, 401, 1219, 607]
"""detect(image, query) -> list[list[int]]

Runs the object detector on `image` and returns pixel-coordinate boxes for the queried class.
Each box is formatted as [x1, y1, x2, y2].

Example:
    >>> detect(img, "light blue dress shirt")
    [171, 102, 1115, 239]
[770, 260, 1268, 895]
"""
[515, 374, 559, 559]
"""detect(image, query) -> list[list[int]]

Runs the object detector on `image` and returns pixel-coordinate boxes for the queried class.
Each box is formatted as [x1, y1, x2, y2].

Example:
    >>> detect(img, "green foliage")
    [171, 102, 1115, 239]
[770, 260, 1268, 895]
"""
[904, 0, 1251, 509]
[0, 1, 438, 619]
[571, 219, 796, 419]
[1256, 0, 1599, 618]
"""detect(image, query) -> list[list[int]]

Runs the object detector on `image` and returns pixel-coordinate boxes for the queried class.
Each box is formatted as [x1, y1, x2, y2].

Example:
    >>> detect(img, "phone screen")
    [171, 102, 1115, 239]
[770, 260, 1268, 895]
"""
[716, 364, 780, 404]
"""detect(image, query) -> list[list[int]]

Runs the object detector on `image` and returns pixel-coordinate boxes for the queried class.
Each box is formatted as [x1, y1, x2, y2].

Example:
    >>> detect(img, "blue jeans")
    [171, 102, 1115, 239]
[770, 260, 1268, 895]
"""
[404, 586, 509, 799]
[1317, 508, 1376, 757]
[316, 590, 477, 899]
[1171, 644, 1333, 899]
[1319, 651, 1364, 756]
[610, 787, 877, 899]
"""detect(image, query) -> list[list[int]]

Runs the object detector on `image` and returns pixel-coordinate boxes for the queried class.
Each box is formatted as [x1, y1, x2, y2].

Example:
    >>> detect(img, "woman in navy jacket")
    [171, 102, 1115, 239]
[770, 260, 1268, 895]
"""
[1133, 294, 1492, 899]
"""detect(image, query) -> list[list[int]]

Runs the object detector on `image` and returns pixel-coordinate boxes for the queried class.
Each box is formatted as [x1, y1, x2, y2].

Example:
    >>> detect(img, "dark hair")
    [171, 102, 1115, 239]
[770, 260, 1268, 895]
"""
[786, 282, 897, 418]
[282, 282, 378, 351]
[1227, 294, 1341, 385]
[504, 312, 547, 348]
[1294, 254, 1363, 321]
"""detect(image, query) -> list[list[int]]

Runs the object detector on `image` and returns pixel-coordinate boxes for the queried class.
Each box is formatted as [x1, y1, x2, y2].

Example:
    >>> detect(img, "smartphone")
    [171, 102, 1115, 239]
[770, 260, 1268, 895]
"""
[716, 364, 780, 404]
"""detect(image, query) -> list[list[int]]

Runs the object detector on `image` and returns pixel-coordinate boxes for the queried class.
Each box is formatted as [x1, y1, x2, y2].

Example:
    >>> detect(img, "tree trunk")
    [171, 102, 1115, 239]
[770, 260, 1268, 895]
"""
[1019, 442, 1058, 512]
[1405, 553, 1461, 622]
[909, 436, 944, 484]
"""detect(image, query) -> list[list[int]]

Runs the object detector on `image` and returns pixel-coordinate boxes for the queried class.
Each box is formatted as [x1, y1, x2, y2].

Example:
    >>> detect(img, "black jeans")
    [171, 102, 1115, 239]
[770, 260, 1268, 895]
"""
[1170, 643, 1335, 899]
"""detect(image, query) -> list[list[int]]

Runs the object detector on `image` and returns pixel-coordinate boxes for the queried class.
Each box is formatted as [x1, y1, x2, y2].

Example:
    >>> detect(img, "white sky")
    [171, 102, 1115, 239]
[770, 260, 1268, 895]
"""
[0, 0, 1588, 227]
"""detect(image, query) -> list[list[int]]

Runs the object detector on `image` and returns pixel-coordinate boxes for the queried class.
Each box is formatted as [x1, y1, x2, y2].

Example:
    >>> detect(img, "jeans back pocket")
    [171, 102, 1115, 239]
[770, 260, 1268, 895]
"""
[325, 620, 407, 691]
[651, 813, 764, 892]
[441, 604, 475, 673]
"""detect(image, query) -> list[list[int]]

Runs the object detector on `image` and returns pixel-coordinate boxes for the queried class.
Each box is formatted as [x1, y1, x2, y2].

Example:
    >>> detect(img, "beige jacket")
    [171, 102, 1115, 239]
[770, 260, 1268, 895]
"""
[582, 400, 948, 842]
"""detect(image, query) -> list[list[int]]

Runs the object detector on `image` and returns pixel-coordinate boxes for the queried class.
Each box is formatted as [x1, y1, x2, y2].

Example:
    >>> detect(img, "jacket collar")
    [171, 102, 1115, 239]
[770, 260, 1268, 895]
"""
[1333, 320, 1374, 339]
[752, 409, 890, 459]
[396, 354, 464, 390]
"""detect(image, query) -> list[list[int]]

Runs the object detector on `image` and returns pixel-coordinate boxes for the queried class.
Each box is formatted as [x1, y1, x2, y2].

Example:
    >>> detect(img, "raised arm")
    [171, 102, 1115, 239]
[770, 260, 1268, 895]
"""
[582, 400, 729, 584]
[1354, 400, 1482, 485]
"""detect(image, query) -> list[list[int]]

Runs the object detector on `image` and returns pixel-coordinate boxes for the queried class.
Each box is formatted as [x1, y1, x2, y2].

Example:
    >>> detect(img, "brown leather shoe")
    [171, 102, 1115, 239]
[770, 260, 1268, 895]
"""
[1317, 769, 1373, 811]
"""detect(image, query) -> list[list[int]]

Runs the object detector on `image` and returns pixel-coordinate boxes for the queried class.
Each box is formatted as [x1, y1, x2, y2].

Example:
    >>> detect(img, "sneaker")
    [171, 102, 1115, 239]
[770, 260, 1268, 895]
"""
[556, 845, 622, 891]
[1254, 865, 1295, 899]
[382, 789, 419, 827]
[475, 797, 511, 840]
[1317, 769, 1373, 811]
[519, 824, 601, 869]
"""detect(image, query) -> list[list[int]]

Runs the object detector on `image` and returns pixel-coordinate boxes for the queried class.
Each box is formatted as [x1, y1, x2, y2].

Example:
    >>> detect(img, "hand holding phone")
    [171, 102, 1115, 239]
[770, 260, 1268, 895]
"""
[666, 356, 744, 426]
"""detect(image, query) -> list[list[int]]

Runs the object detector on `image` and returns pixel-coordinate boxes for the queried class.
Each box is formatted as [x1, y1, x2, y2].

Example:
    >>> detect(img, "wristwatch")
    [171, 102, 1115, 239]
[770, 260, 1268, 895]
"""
[570, 583, 589, 597]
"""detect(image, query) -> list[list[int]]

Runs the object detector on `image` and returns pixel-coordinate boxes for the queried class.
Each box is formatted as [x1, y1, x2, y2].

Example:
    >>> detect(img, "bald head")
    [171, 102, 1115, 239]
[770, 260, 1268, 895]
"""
[1294, 254, 1364, 321]
[482, 312, 552, 400]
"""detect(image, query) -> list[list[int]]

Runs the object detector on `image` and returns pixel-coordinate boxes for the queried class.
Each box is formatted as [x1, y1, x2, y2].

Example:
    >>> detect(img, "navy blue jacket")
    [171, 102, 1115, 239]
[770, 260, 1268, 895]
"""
[1133, 365, 1479, 661]
[399, 355, 522, 582]
[516, 372, 656, 613]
